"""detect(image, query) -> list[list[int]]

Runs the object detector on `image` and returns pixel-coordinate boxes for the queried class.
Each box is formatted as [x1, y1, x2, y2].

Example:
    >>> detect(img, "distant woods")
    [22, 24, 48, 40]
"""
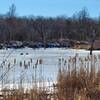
[0, 4, 100, 43]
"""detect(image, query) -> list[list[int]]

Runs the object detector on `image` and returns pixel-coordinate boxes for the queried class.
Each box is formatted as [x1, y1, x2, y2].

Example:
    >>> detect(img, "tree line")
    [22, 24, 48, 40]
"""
[0, 4, 100, 43]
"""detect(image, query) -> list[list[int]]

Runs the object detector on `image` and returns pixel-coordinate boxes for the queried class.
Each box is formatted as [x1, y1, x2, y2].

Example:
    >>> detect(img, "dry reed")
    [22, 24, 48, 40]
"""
[0, 54, 100, 100]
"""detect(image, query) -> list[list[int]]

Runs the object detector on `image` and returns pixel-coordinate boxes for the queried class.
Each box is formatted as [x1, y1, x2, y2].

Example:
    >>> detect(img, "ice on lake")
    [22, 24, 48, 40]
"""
[0, 48, 100, 89]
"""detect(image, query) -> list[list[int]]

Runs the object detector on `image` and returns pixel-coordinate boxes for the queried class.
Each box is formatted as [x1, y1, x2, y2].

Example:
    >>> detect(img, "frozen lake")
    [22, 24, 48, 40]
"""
[0, 48, 100, 89]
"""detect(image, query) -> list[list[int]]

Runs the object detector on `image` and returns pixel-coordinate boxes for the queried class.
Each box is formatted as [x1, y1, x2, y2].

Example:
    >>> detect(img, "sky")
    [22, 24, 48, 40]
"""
[0, 0, 100, 18]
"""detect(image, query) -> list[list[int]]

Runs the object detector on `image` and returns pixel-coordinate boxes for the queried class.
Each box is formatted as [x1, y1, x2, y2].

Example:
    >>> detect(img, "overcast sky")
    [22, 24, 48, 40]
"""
[0, 0, 100, 17]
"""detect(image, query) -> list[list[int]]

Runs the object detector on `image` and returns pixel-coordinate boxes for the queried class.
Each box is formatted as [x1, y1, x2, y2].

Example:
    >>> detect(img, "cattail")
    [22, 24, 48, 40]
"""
[36, 59, 38, 65]
[3, 61, 5, 65]
[14, 58, 16, 64]
[93, 55, 97, 62]
[28, 61, 30, 66]
[68, 59, 71, 63]
[85, 57, 88, 61]
[80, 58, 83, 63]
[24, 60, 29, 69]
[20, 61, 22, 67]
[8, 63, 10, 70]
[72, 57, 76, 63]
[33, 65, 34, 69]
[79, 57, 81, 61]
[59, 58, 61, 62]
[24, 60, 26, 66]
[39, 59, 43, 64]
[62, 58, 64, 62]
[35, 64, 37, 69]
[64, 60, 67, 66]
[87, 55, 91, 61]
[30, 58, 32, 63]
[68, 57, 71, 63]
[58, 58, 61, 65]
[24, 64, 28, 69]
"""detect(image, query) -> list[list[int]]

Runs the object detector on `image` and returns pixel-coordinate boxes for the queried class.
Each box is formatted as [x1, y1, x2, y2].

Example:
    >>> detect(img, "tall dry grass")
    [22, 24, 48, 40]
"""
[0, 88, 48, 100]
[57, 54, 100, 100]
[0, 54, 100, 100]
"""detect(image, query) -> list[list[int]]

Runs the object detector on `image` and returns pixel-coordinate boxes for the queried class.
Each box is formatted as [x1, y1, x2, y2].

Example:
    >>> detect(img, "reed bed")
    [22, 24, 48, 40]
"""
[57, 54, 100, 100]
[0, 54, 100, 100]
[0, 88, 48, 100]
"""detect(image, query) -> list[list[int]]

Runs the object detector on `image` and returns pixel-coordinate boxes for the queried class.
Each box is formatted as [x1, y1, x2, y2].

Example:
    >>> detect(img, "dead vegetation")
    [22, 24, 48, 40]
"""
[0, 54, 100, 100]
[57, 55, 100, 100]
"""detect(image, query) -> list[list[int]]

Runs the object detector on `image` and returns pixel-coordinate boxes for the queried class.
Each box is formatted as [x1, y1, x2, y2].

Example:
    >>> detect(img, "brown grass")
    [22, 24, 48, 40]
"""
[0, 88, 48, 100]
[57, 55, 100, 100]
[0, 54, 100, 100]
